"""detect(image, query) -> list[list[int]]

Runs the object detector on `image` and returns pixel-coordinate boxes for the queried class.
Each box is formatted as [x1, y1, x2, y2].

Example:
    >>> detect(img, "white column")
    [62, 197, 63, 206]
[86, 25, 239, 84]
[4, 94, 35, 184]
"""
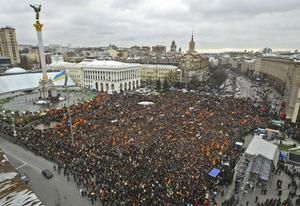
[37, 31, 47, 79]
[292, 103, 300, 123]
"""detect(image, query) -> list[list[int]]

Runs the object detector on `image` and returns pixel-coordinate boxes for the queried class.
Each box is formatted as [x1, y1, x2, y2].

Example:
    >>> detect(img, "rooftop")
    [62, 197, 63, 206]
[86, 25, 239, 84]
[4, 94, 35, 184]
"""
[4, 67, 28, 74]
[245, 136, 279, 166]
[48, 61, 78, 68]
[142, 64, 178, 69]
[78, 59, 139, 69]
[48, 59, 140, 69]
[0, 149, 43, 205]
[0, 26, 15, 30]
[0, 72, 75, 94]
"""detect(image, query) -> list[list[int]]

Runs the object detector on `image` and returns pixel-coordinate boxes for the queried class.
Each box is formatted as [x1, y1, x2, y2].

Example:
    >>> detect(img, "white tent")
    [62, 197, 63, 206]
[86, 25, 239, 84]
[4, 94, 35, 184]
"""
[245, 136, 279, 180]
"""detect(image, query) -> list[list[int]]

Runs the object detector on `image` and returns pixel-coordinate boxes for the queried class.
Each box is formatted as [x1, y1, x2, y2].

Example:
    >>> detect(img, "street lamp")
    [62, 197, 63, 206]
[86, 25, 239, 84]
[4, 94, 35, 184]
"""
[11, 111, 17, 137]
[65, 85, 74, 146]
[3, 110, 7, 121]
[185, 60, 191, 90]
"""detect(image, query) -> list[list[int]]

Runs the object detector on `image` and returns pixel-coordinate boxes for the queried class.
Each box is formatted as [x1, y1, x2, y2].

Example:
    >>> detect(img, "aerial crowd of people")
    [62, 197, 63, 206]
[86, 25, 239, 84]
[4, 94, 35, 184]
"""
[10, 90, 271, 205]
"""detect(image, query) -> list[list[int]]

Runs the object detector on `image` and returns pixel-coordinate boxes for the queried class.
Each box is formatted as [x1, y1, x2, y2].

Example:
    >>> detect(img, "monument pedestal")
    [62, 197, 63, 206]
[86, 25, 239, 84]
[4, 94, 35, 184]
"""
[38, 79, 56, 99]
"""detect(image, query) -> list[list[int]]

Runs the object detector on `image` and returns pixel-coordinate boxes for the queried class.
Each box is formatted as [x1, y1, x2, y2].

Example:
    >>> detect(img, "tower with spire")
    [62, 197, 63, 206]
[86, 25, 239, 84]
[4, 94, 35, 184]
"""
[170, 40, 177, 53]
[188, 32, 195, 53]
[179, 31, 209, 84]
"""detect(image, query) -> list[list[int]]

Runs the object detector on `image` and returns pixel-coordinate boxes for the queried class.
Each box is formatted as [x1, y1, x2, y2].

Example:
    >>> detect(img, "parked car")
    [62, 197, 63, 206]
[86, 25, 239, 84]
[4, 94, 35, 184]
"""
[19, 173, 29, 184]
[42, 169, 53, 179]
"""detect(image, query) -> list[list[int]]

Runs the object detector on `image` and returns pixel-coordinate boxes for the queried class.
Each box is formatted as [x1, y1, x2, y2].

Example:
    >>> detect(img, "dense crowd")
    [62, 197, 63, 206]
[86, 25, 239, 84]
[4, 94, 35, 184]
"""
[14, 91, 270, 205]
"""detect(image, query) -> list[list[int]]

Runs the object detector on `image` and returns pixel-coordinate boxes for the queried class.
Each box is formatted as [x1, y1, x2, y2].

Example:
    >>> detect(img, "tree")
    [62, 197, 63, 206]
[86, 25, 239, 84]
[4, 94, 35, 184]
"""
[163, 79, 169, 92]
[210, 69, 228, 88]
[166, 71, 177, 87]
[156, 79, 161, 91]
[189, 75, 200, 89]
[208, 64, 217, 73]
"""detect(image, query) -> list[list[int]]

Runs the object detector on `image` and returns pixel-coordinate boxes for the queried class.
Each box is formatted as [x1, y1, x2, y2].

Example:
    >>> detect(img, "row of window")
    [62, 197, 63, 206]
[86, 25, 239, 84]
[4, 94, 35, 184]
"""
[83, 69, 139, 82]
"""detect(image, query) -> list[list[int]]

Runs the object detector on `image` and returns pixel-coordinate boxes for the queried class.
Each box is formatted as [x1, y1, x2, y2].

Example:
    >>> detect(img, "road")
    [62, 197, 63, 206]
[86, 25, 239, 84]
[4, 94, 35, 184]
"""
[234, 74, 283, 112]
[0, 135, 98, 206]
[235, 76, 256, 98]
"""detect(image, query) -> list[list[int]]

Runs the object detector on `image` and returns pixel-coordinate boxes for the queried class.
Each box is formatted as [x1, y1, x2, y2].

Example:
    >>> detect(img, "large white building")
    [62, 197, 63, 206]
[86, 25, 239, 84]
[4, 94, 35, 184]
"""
[47, 56, 141, 93]
[80, 59, 140, 93]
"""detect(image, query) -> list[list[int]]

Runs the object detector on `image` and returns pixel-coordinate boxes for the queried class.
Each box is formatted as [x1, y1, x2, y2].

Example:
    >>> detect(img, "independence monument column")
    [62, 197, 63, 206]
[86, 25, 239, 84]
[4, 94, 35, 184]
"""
[30, 4, 56, 99]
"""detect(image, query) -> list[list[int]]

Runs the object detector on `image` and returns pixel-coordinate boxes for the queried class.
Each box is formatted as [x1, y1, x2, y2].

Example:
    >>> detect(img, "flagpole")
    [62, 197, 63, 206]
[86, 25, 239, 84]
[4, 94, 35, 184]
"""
[65, 70, 74, 145]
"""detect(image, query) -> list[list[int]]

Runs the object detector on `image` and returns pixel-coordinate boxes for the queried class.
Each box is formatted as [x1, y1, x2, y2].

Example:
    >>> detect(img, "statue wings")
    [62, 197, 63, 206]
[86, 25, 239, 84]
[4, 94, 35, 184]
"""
[30, 4, 41, 12]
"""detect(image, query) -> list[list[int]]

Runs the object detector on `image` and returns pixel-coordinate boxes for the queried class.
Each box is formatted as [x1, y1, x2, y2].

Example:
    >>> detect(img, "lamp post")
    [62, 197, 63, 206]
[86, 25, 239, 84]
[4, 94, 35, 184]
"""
[3, 110, 7, 121]
[11, 111, 17, 137]
[66, 86, 74, 145]
[0, 111, 3, 129]
[185, 65, 188, 90]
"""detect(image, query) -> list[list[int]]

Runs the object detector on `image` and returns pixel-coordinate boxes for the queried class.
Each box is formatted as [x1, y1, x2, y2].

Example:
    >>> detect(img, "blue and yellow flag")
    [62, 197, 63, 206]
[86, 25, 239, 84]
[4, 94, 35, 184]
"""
[53, 71, 65, 81]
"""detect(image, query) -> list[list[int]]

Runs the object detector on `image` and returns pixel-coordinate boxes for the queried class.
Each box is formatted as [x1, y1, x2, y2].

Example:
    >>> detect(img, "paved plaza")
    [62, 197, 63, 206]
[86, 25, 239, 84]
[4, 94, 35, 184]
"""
[0, 87, 96, 112]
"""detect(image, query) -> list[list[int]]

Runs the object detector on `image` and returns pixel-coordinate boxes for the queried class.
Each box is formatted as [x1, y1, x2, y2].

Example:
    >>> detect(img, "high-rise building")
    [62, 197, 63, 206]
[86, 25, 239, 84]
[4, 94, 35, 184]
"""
[188, 33, 195, 53]
[0, 27, 21, 65]
[179, 34, 209, 83]
[170, 40, 177, 53]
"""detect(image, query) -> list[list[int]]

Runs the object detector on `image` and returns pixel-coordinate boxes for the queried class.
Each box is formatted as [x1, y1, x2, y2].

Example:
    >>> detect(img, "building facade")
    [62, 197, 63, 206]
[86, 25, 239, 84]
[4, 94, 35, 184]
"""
[140, 64, 178, 83]
[0, 27, 21, 65]
[230, 57, 255, 74]
[82, 60, 140, 93]
[179, 34, 209, 82]
[0, 56, 11, 73]
[180, 53, 209, 82]
[47, 57, 141, 93]
[254, 56, 300, 122]
[152, 45, 166, 55]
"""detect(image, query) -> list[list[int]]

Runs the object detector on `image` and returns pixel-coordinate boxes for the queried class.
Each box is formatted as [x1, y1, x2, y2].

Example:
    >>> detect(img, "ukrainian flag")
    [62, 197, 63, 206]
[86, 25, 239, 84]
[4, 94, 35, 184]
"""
[53, 71, 65, 81]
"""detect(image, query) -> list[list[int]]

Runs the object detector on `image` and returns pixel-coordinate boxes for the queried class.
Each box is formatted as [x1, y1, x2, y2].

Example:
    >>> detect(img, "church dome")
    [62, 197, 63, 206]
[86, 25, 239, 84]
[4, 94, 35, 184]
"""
[5, 67, 28, 74]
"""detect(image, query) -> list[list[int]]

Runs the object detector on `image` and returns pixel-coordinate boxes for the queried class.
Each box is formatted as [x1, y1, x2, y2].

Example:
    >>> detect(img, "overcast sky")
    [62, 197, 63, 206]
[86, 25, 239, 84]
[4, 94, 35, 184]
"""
[0, 0, 299, 52]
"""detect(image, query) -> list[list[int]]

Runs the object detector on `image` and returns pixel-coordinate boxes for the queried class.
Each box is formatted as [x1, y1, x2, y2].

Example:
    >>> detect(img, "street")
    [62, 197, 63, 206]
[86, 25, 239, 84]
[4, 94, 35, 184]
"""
[0, 135, 97, 206]
[235, 76, 256, 98]
[232, 72, 282, 112]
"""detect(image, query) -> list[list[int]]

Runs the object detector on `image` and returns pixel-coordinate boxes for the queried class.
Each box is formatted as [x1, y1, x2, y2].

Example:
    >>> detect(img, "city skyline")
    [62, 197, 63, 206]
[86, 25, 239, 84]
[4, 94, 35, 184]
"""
[0, 0, 300, 52]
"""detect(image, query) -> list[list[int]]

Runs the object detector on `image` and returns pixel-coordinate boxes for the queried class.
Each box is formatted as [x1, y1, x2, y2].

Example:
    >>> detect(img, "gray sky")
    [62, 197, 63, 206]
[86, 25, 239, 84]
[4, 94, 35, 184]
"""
[0, 0, 300, 52]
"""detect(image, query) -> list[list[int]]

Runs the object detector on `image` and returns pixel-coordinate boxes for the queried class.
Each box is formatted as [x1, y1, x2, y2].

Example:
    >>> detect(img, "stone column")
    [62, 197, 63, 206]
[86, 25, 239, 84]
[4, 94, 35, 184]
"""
[34, 23, 48, 80]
